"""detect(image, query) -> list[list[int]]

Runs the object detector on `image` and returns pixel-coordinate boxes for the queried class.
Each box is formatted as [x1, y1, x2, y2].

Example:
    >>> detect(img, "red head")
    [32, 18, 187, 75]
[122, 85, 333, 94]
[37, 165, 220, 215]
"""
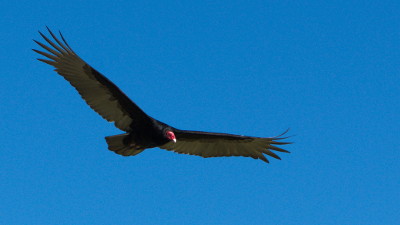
[165, 130, 176, 143]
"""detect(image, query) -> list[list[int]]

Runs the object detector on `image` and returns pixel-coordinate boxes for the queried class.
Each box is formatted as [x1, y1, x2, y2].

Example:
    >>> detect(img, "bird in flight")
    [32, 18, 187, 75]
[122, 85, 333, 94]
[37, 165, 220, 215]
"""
[33, 27, 291, 163]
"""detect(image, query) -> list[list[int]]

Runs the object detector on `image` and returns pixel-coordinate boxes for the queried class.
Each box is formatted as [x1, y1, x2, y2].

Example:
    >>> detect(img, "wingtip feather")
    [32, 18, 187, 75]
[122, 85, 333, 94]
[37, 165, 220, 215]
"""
[259, 155, 270, 163]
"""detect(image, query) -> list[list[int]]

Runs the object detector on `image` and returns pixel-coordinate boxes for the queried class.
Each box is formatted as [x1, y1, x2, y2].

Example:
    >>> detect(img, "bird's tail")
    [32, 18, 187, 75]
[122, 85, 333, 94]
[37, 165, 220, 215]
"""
[105, 133, 145, 156]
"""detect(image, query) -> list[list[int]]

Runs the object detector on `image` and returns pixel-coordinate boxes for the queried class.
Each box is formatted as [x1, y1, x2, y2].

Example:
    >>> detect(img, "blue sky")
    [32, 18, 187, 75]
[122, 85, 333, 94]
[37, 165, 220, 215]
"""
[1, 0, 399, 224]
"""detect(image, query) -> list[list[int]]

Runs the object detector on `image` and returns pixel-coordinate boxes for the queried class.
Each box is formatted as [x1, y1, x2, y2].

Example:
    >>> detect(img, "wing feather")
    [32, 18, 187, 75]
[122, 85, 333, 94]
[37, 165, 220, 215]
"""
[160, 130, 291, 163]
[33, 28, 152, 131]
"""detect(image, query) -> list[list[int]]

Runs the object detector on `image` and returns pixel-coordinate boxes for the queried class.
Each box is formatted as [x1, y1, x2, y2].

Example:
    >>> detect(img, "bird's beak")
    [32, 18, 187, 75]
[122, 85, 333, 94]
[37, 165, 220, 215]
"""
[173, 138, 176, 143]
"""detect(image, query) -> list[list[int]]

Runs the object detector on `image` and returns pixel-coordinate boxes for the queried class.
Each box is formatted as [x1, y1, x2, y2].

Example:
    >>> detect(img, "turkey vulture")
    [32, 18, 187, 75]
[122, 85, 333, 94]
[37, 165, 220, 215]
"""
[33, 27, 291, 163]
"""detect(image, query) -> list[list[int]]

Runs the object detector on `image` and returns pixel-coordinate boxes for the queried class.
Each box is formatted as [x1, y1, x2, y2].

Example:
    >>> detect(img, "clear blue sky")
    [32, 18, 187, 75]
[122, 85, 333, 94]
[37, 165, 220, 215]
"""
[1, 1, 399, 224]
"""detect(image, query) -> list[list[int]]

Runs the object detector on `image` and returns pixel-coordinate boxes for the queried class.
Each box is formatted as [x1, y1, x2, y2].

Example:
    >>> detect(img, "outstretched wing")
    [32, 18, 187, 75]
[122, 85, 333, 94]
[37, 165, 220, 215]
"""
[160, 130, 291, 163]
[33, 27, 152, 132]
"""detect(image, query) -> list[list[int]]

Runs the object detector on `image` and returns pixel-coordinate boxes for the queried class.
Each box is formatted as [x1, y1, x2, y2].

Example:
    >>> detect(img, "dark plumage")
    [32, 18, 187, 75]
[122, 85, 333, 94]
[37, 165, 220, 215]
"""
[33, 27, 292, 163]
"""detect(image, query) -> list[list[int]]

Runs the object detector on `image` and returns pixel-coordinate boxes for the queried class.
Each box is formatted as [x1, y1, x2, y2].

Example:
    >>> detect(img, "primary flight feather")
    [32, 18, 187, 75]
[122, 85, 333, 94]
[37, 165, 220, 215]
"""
[33, 27, 291, 163]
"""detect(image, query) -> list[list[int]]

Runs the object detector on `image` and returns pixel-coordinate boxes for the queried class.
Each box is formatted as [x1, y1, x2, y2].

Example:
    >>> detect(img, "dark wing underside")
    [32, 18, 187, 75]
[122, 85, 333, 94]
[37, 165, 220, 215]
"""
[33, 28, 151, 132]
[160, 130, 291, 163]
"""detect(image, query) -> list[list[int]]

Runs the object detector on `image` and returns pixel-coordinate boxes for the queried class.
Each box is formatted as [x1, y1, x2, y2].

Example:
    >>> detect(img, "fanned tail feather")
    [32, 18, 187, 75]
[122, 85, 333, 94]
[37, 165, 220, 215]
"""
[105, 133, 145, 156]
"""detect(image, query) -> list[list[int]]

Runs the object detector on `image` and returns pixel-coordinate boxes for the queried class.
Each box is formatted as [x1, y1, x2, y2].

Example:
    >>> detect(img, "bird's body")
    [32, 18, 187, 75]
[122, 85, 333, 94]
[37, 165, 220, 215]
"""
[34, 28, 291, 163]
